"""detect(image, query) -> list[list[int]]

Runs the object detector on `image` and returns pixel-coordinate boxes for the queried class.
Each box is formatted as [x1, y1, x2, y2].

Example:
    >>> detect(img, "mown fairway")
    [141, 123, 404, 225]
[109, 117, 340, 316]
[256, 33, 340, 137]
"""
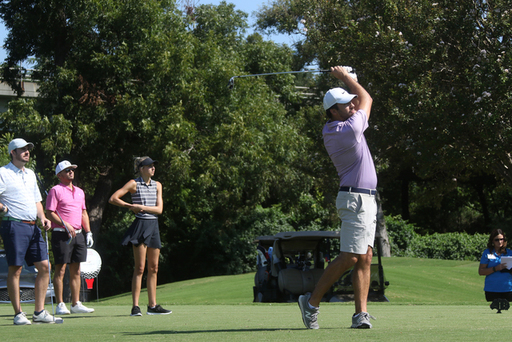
[1, 257, 504, 341]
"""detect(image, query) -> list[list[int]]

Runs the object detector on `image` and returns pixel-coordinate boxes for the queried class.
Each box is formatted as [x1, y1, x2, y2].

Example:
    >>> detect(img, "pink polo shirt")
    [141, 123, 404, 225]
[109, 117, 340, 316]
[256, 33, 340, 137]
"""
[46, 183, 87, 230]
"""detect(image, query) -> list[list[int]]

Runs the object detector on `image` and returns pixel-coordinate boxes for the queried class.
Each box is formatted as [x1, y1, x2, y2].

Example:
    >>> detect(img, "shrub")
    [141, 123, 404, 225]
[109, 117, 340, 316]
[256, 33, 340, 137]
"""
[385, 215, 488, 261]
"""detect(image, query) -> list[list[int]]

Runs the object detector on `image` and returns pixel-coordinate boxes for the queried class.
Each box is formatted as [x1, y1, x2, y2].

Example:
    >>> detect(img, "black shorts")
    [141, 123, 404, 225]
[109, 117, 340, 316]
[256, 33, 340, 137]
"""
[51, 230, 87, 265]
[121, 218, 161, 249]
[485, 291, 512, 302]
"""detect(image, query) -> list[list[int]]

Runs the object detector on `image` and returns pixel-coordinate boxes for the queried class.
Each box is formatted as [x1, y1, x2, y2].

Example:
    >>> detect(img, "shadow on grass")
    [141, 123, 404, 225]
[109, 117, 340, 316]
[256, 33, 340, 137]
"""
[124, 327, 331, 335]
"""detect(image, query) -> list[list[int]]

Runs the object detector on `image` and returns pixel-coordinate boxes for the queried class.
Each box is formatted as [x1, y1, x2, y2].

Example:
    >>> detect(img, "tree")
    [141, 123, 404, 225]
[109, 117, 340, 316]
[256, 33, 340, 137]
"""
[257, 0, 512, 234]
[1, 1, 339, 294]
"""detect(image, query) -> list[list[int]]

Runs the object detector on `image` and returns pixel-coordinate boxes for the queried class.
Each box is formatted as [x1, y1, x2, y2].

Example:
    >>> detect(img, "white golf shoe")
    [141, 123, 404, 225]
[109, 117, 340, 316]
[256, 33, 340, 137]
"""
[14, 312, 32, 325]
[56, 302, 71, 315]
[33, 310, 63, 324]
[70, 301, 94, 314]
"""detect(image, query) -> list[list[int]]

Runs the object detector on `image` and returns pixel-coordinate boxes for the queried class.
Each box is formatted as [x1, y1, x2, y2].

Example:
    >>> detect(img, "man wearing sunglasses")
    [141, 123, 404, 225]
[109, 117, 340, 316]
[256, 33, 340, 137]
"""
[46, 160, 94, 315]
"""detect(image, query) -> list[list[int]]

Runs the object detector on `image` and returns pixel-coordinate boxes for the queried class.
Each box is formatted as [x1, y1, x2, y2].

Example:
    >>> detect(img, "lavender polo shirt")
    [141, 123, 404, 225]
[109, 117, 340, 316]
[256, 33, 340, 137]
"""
[46, 183, 86, 230]
[322, 110, 377, 189]
[0, 162, 41, 221]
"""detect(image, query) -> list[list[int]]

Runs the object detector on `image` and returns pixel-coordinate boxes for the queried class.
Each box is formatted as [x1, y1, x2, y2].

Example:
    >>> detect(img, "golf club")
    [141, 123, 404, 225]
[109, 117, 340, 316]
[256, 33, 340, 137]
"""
[228, 67, 357, 89]
[44, 229, 62, 323]
[228, 69, 329, 89]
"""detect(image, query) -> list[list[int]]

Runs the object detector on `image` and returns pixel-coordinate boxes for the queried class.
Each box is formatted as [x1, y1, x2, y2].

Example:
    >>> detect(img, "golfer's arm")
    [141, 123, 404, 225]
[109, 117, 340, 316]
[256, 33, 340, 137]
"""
[109, 180, 136, 208]
[344, 76, 373, 118]
[332, 66, 373, 118]
[46, 209, 66, 227]
[36, 201, 48, 223]
[82, 209, 91, 233]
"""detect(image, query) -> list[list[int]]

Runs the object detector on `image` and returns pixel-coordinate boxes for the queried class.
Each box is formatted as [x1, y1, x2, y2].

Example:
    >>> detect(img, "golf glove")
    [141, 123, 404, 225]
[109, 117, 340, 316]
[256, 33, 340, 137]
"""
[86, 232, 94, 248]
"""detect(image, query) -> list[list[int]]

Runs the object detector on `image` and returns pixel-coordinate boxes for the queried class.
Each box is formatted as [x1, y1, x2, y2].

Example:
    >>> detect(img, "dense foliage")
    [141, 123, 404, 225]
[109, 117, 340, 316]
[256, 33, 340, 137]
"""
[0, 0, 338, 296]
[257, 0, 512, 235]
[386, 215, 487, 261]
[1, 0, 510, 297]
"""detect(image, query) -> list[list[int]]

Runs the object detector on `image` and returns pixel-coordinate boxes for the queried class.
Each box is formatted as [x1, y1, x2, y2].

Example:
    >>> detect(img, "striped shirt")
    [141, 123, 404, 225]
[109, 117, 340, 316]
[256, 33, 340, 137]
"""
[131, 177, 158, 220]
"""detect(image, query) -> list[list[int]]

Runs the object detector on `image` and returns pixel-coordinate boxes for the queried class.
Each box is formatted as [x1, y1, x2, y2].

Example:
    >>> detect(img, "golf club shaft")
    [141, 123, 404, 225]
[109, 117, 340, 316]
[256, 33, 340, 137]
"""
[228, 69, 330, 89]
[45, 230, 55, 322]
[233, 69, 329, 79]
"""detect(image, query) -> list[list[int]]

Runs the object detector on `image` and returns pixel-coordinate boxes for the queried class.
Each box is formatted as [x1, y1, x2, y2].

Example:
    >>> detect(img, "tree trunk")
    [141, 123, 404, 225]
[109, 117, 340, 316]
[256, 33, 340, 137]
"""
[87, 174, 113, 236]
[376, 191, 391, 257]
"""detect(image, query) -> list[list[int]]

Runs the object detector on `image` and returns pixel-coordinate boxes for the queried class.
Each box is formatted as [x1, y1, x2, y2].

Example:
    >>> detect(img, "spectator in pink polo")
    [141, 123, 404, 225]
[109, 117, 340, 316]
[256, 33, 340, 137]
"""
[46, 160, 94, 315]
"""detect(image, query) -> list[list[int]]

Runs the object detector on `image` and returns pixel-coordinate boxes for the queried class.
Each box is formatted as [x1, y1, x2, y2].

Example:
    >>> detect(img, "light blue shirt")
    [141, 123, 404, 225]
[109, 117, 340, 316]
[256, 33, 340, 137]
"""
[0, 162, 42, 221]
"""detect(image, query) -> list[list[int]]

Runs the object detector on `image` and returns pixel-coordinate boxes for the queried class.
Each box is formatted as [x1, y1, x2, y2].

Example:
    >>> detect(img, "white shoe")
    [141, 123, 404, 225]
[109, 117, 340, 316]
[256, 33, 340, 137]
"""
[71, 301, 94, 314]
[32, 310, 63, 324]
[56, 302, 71, 315]
[14, 312, 32, 325]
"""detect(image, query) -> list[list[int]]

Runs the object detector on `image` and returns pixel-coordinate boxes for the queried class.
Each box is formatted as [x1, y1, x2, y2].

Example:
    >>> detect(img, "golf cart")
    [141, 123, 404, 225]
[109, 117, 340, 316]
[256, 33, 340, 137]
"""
[253, 231, 389, 303]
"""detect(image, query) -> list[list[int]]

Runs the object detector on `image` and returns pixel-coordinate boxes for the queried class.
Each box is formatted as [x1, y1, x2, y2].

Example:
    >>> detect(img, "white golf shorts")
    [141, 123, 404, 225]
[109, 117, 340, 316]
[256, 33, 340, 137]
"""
[336, 191, 377, 255]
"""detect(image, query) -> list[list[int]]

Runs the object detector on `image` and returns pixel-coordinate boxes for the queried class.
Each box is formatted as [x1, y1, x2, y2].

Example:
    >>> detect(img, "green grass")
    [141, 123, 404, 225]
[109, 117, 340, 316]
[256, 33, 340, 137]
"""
[0, 257, 501, 341]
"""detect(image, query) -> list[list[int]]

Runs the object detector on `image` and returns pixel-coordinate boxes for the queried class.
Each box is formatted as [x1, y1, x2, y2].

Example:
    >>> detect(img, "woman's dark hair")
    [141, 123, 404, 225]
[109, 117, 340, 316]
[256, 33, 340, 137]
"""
[487, 228, 508, 253]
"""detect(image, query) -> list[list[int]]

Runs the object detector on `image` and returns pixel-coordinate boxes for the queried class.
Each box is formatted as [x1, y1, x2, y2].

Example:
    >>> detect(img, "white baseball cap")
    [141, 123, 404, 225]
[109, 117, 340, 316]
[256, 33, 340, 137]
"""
[55, 160, 78, 175]
[323, 87, 357, 110]
[8, 138, 34, 154]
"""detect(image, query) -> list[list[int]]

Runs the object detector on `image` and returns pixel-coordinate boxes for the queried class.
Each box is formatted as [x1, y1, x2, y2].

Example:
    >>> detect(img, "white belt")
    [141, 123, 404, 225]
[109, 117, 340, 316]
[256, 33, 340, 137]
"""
[53, 228, 82, 234]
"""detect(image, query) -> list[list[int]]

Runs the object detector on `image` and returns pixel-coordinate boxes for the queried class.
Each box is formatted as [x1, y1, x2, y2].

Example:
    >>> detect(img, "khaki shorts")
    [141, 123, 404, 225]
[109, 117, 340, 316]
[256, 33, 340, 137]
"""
[336, 191, 377, 255]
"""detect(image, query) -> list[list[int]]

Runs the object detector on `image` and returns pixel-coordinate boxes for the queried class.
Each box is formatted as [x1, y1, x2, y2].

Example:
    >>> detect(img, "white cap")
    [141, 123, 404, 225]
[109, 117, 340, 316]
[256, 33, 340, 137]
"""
[55, 160, 78, 175]
[8, 138, 34, 154]
[323, 87, 357, 110]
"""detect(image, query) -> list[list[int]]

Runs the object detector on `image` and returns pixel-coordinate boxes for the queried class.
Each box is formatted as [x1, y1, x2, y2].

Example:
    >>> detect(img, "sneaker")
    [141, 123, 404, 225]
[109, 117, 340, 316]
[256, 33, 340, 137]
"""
[56, 302, 71, 315]
[147, 304, 172, 315]
[298, 293, 319, 329]
[131, 306, 142, 316]
[32, 310, 63, 324]
[13, 312, 32, 325]
[351, 312, 375, 329]
[70, 301, 94, 314]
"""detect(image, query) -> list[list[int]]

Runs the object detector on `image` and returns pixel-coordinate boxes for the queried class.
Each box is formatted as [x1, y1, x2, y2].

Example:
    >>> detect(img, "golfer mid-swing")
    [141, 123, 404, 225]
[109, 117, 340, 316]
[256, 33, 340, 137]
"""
[299, 66, 377, 329]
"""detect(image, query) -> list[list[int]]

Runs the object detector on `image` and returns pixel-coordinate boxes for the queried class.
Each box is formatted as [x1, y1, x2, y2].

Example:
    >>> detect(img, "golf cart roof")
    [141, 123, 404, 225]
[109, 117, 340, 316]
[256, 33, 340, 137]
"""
[255, 231, 340, 252]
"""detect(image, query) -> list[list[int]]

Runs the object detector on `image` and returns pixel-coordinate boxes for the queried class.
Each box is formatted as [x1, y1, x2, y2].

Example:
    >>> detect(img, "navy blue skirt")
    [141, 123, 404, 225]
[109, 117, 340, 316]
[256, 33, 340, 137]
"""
[121, 218, 161, 249]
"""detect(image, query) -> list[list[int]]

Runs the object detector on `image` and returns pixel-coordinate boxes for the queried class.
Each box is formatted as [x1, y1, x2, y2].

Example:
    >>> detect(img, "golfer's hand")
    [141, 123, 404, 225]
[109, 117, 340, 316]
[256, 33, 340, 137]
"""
[42, 218, 52, 231]
[128, 204, 144, 214]
[64, 222, 76, 238]
[331, 66, 357, 82]
[86, 232, 94, 248]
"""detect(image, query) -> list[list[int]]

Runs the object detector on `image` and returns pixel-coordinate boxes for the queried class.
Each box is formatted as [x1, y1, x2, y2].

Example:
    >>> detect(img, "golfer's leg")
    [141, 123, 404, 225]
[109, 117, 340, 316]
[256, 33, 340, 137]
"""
[132, 244, 147, 307]
[33, 260, 50, 312]
[68, 263, 81, 306]
[7, 266, 22, 314]
[53, 263, 67, 303]
[352, 246, 373, 314]
[309, 252, 358, 307]
[146, 247, 160, 307]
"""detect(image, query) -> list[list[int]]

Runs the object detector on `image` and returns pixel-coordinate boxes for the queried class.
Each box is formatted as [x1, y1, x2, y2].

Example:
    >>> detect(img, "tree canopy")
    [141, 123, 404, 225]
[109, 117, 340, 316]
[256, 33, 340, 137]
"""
[257, 0, 512, 233]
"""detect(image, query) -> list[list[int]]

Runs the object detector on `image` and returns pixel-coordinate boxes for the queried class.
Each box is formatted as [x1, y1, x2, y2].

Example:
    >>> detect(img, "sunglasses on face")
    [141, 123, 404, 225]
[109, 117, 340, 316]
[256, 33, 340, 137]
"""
[494, 238, 505, 242]
[64, 169, 74, 173]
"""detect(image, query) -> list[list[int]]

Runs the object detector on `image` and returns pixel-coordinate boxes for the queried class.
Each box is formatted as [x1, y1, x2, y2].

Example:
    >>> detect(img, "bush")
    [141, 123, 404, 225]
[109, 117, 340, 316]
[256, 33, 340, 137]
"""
[386, 215, 418, 257]
[385, 215, 487, 261]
